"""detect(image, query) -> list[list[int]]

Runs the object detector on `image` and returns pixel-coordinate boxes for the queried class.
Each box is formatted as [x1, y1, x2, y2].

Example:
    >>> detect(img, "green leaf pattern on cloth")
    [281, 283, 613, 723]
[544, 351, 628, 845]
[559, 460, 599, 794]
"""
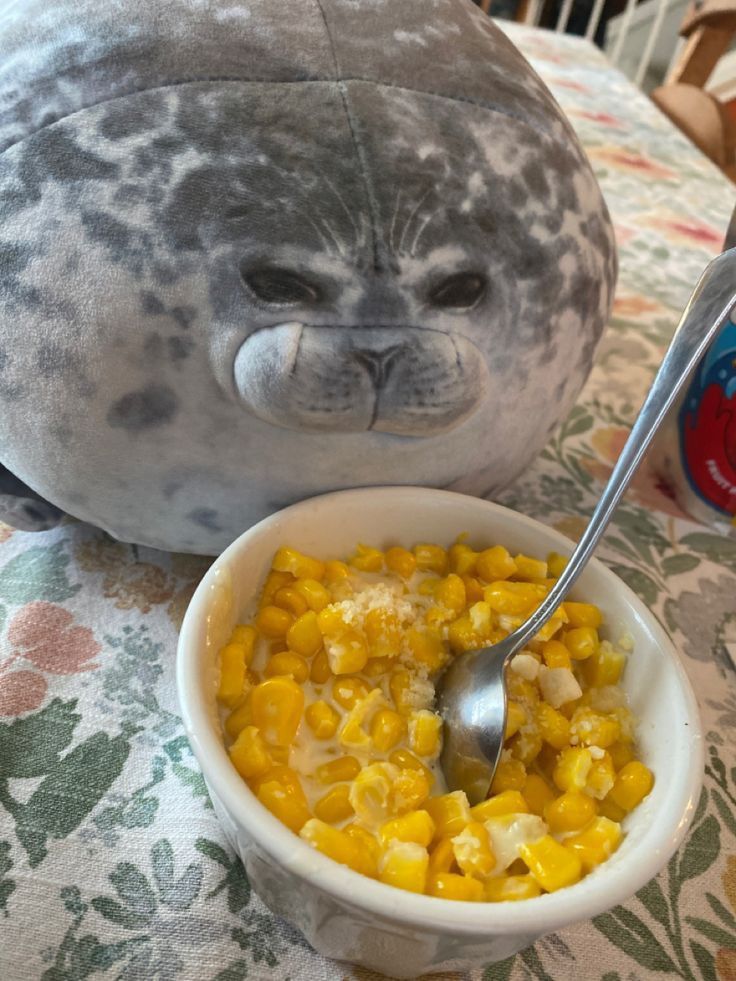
[2, 23, 736, 980]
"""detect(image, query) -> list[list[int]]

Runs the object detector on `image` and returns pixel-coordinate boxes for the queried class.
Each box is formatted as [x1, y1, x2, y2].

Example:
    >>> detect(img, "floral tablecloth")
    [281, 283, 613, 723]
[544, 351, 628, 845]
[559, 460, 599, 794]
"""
[2, 22, 736, 981]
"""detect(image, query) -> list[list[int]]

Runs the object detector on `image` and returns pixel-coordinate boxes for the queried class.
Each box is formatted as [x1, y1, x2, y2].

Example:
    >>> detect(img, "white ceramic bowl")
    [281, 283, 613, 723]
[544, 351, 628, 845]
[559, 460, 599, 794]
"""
[177, 487, 703, 977]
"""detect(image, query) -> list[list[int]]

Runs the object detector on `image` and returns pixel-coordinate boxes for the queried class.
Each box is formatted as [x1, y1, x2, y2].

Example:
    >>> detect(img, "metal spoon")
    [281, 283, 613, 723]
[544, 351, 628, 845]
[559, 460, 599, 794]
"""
[437, 247, 736, 805]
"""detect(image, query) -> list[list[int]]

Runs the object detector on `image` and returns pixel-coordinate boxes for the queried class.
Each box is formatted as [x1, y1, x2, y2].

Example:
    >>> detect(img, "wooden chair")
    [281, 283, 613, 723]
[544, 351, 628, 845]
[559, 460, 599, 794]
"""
[651, 0, 736, 181]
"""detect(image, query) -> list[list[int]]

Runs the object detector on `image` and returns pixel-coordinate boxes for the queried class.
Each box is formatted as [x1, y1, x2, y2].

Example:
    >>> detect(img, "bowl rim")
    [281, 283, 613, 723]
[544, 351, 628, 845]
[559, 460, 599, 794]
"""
[177, 486, 704, 937]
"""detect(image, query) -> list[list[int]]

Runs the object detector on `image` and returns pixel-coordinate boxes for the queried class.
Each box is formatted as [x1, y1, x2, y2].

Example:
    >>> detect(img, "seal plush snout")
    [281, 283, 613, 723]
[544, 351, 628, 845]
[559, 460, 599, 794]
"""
[352, 345, 407, 389]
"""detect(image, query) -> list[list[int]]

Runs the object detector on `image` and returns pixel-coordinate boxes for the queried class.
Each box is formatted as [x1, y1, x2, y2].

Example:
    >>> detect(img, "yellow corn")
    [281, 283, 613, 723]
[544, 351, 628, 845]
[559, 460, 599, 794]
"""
[343, 824, 381, 877]
[229, 726, 272, 779]
[570, 708, 620, 748]
[413, 543, 448, 575]
[305, 700, 340, 740]
[462, 575, 485, 603]
[293, 577, 331, 612]
[608, 740, 635, 770]
[264, 651, 309, 683]
[547, 552, 568, 579]
[452, 821, 495, 877]
[505, 701, 527, 739]
[428, 873, 484, 901]
[364, 655, 392, 678]
[476, 546, 517, 582]
[544, 792, 597, 833]
[349, 762, 398, 827]
[563, 627, 600, 661]
[428, 837, 457, 875]
[608, 761, 654, 811]
[405, 627, 445, 672]
[389, 669, 414, 715]
[582, 645, 626, 687]
[260, 570, 294, 608]
[490, 759, 527, 794]
[389, 749, 435, 787]
[470, 790, 529, 821]
[434, 574, 467, 615]
[255, 605, 294, 639]
[519, 835, 582, 892]
[316, 756, 361, 785]
[364, 608, 402, 659]
[256, 771, 310, 833]
[332, 676, 371, 710]
[350, 543, 384, 572]
[217, 640, 251, 708]
[513, 554, 548, 580]
[522, 775, 555, 817]
[379, 840, 429, 894]
[393, 766, 433, 813]
[424, 791, 471, 839]
[224, 693, 254, 740]
[272, 547, 325, 581]
[324, 628, 369, 675]
[565, 817, 623, 871]
[541, 640, 572, 670]
[314, 784, 355, 824]
[385, 546, 417, 579]
[273, 586, 309, 617]
[553, 747, 593, 792]
[537, 702, 571, 749]
[286, 611, 323, 658]
[339, 689, 387, 751]
[380, 809, 436, 848]
[324, 560, 350, 584]
[484, 581, 546, 616]
[599, 796, 627, 822]
[484, 875, 542, 902]
[408, 710, 442, 758]
[563, 602, 602, 629]
[370, 708, 405, 752]
[300, 818, 373, 876]
[448, 543, 478, 576]
[310, 649, 332, 684]
[251, 677, 304, 746]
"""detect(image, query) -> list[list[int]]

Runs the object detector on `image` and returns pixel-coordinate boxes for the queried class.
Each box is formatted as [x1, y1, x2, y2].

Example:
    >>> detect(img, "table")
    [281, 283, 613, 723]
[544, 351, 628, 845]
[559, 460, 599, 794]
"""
[2, 23, 736, 981]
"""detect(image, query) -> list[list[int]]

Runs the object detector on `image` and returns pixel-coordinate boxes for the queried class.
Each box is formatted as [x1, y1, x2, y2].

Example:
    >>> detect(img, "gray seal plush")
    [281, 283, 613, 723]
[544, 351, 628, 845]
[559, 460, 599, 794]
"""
[0, 0, 616, 555]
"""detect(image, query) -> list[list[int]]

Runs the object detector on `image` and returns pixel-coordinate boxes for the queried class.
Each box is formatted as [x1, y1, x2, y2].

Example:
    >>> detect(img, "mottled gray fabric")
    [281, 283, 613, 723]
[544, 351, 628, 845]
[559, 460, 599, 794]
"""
[0, 0, 617, 553]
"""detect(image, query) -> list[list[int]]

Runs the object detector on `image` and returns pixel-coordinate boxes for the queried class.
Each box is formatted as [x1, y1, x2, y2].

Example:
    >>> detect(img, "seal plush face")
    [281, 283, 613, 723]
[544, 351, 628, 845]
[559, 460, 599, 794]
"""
[0, 0, 616, 553]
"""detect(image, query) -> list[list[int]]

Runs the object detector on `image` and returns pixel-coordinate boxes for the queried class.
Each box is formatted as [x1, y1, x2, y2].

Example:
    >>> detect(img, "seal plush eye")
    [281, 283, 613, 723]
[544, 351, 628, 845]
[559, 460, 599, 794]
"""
[428, 272, 487, 311]
[242, 266, 323, 307]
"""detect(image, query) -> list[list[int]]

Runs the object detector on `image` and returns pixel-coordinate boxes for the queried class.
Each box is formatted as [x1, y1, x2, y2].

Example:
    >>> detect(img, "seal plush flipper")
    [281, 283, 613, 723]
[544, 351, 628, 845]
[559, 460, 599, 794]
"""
[0, 464, 66, 531]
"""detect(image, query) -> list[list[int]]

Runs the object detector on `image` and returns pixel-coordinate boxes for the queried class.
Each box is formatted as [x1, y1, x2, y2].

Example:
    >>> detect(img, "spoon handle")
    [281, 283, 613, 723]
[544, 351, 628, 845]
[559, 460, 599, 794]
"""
[505, 247, 736, 655]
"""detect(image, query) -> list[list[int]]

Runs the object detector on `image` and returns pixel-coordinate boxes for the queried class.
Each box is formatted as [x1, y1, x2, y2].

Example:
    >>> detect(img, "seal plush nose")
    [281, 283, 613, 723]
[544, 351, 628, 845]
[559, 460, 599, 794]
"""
[352, 346, 406, 388]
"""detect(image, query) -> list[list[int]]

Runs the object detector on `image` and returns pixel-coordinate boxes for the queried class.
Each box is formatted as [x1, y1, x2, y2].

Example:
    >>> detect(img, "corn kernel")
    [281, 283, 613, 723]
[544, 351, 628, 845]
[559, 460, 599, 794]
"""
[505, 701, 527, 739]
[513, 554, 548, 580]
[316, 756, 361, 785]
[224, 692, 254, 740]
[428, 873, 484, 901]
[449, 543, 478, 576]
[305, 700, 340, 740]
[394, 767, 433, 812]
[293, 578, 331, 612]
[228, 725, 272, 779]
[256, 605, 294, 639]
[380, 810, 436, 848]
[537, 702, 571, 749]
[608, 740, 635, 770]
[541, 640, 572, 670]
[272, 547, 325, 581]
[425, 791, 471, 839]
[405, 627, 445, 672]
[476, 546, 517, 582]
[370, 708, 405, 752]
[314, 784, 354, 824]
[256, 772, 310, 833]
[350, 543, 384, 573]
[484, 875, 542, 902]
[608, 761, 654, 811]
[428, 837, 457, 875]
[461, 575, 485, 603]
[300, 818, 373, 875]
[385, 546, 417, 579]
[434, 574, 467, 614]
[491, 759, 527, 794]
[519, 835, 582, 892]
[418, 577, 439, 596]
[265, 651, 309, 683]
[379, 840, 429, 894]
[389, 669, 413, 715]
[343, 824, 381, 877]
[364, 608, 402, 658]
[333, 676, 371, 710]
[364, 655, 392, 678]
[470, 790, 529, 821]
[553, 747, 593, 792]
[260, 570, 294, 608]
[286, 611, 323, 658]
[522, 775, 555, 817]
[413, 543, 448, 575]
[217, 641, 250, 708]
[324, 628, 369, 675]
[566, 817, 623, 871]
[229, 624, 254, 646]
[408, 710, 442, 758]
[452, 821, 495, 877]
[389, 748, 435, 786]
[546, 552, 568, 579]
[544, 792, 597, 833]
[310, 649, 332, 684]
[599, 796, 627, 822]
[324, 560, 350, 584]
[273, 586, 309, 617]
[484, 581, 546, 616]
[251, 676, 304, 746]
[570, 708, 620, 748]
[349, 762, 399, 826]
[339, 689, 387, 751]
[563, 626, 600, 661]
[563, 602, 603, 629]
[582, 645, 626, 687]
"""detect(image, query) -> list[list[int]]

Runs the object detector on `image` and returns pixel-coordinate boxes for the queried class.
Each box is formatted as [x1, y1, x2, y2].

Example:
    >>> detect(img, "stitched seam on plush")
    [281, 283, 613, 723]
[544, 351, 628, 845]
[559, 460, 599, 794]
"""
[0, 77, 553, 156]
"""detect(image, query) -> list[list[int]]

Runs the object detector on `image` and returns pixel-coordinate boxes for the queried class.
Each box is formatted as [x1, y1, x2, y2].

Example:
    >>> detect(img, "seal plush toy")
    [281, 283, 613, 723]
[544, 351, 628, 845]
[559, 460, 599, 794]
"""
[0, 0, 616, 554]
